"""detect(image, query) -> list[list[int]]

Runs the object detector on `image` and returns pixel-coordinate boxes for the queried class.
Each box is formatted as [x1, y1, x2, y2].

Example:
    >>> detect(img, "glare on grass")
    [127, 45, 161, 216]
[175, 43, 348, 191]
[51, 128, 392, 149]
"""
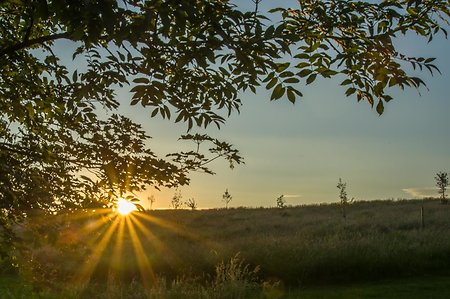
[116, 197, 137, 216]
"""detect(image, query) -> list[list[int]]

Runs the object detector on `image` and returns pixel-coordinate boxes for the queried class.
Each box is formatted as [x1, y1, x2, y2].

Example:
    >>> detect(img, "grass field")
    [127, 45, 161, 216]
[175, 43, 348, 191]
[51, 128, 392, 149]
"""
[2, 274, 450, 298]
[1, 199, 450, 298]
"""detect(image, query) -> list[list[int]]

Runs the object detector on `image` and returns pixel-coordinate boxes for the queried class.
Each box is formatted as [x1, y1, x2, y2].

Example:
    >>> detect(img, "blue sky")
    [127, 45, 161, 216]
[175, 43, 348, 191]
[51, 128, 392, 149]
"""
[128, 2, 450, 209]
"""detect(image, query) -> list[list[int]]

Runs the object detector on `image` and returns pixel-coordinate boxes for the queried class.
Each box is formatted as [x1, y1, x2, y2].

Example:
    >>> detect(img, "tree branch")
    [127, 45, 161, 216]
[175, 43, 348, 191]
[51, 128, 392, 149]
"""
[0, 32, 72, 56]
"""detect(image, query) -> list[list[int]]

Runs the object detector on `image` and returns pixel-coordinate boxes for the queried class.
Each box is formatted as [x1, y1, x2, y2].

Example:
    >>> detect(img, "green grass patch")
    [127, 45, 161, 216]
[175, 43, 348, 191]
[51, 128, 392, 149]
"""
[293, 275, 450, 299]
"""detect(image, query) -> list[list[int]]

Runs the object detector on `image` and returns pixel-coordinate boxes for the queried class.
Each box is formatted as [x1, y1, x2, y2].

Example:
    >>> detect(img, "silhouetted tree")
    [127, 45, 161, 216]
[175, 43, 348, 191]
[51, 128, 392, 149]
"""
[337, 178, 354, 219]
[276, 195, 286, 209]
[171, 191, 183, 210]
[435, 172, 449, 204]
[185, 198, 197, 210]
[147, 195, 156, 210]
[222, 189, 232, 209]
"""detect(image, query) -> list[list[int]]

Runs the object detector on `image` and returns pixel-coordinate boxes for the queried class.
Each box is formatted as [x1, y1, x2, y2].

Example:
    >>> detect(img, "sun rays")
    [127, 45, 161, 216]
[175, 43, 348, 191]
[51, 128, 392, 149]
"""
[67, 203, 205, 292]
[73, 216, 121, 286]
[125, 216, 155, 289]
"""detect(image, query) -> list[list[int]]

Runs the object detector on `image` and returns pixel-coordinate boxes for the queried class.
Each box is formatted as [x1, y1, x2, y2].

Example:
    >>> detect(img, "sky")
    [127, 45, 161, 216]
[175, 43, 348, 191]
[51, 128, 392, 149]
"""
[57, 1, 450, 209]
[119, 1, 450, 209]
[141, 65, 450, 209]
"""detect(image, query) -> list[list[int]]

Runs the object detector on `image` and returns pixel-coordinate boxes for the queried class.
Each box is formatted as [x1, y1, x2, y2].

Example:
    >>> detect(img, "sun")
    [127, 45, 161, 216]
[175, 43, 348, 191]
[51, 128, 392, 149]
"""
[116, 198, 137, 216]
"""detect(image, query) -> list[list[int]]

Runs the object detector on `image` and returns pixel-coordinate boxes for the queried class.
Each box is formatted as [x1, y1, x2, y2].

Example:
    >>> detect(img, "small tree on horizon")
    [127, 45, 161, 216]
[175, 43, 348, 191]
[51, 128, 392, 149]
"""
[147, 195, 156, 210]
[337, 178, 354, 219]
[222, 189, 232, 209]
[185, 198, 197, 210]
[276, 195, 286, 208]
[435, 171, 449, 204]
[171, 191, 183, 209]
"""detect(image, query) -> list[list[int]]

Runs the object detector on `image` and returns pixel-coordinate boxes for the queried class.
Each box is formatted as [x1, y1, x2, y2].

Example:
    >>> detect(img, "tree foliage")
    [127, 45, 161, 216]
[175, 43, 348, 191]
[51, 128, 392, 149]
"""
[275, 0, 449, 113]
[0, 0, 449, 232]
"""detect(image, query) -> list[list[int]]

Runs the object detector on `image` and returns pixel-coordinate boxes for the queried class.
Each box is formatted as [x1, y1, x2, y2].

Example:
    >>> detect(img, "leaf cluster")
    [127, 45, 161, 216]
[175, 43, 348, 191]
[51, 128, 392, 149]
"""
[276, 0, 449, 113]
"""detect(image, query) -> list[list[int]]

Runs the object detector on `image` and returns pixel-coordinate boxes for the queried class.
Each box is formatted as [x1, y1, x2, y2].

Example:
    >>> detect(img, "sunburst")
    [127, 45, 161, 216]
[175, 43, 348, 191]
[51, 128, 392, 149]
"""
[116, 197, 137, 216]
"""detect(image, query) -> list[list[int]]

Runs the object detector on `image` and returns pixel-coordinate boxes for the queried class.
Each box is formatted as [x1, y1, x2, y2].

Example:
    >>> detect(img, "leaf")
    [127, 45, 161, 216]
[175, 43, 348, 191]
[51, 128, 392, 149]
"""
[262, 72, 275, 83]
[292, 89, 303, 97]
[164, 105, 171, 119]
[298, 69, 312, 78]
[266, 77, 278, 90]
[341, 79, 352, 86]
[133, 78, 150, 84]
[275, 24, 285, 35]
[296, 62, 310, 69]
[271, 84, 285, 100]
[118, 51, 125, 61]
[322, 70, 338, 77]
[376, 100, 384, 115]
[175, 112, 184, 123]
[294, 53, 309, 59]
[280, 71, 294, 78]
[265, 25, 275, 38]
[287, 88, 296, 104]
[276, 63, 290, 72]
[345, 88, 356, 97]
[306, 73, 317, 85]
[283, 77, 300, 84]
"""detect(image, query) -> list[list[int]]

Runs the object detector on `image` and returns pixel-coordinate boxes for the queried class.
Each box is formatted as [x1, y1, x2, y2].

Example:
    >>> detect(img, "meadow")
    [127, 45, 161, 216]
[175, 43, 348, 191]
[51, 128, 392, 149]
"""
[1, 198, 450, 298]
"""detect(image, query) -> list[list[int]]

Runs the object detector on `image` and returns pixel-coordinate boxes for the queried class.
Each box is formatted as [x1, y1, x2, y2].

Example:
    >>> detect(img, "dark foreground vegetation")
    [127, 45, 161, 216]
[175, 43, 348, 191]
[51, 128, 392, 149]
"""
[1, 199, 450, 298]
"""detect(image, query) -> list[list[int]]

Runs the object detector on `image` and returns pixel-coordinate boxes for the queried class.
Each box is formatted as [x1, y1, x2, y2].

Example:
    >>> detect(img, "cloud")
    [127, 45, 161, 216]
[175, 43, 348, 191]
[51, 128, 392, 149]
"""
[402, 187, 436, 198]
[283, 194, 302, 198]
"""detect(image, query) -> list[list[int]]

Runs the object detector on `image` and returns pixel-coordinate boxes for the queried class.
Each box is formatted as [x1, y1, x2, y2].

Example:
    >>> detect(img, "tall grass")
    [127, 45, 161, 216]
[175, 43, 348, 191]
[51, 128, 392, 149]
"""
[4, 199, 450, 296]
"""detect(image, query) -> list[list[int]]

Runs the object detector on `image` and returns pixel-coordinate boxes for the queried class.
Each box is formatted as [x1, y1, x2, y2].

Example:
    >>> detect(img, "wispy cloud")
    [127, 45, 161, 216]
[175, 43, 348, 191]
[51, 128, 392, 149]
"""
[402, 187, 436, 198]
[283, 194, 302, 198]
